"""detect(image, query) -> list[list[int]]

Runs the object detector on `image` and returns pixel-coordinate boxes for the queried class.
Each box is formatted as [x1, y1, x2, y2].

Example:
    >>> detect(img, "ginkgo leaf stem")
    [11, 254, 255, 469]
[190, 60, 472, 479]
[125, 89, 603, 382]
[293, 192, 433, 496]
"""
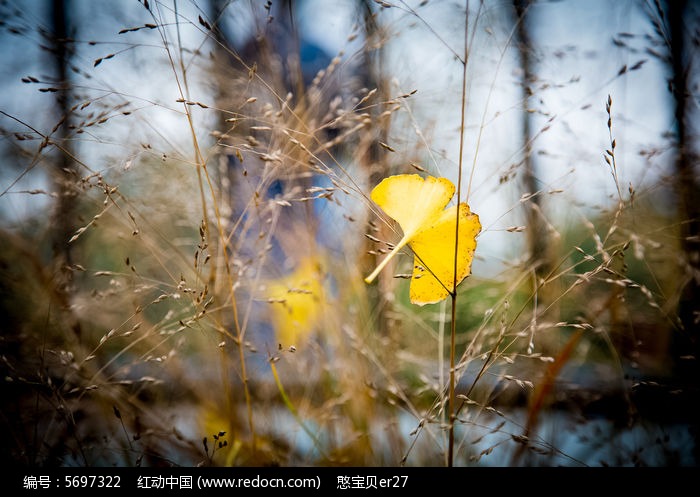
[364, 236, 410, 284]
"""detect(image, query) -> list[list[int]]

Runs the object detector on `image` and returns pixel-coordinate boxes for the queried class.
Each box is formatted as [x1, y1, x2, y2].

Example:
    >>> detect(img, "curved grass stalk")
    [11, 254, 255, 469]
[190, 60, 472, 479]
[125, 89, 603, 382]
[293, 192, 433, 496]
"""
[269, 360, 328, 461]
[448, 0, 473, 468]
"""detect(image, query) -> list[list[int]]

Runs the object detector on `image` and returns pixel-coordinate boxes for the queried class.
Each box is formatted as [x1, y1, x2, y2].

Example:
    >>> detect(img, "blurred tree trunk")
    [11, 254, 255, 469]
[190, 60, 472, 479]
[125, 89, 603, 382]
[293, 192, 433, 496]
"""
[356, 0, 405, 460]
[360, 0, 394, 335]
[668, 0, 700, 383]
[205, 0, 243, 221]
[514, 0, 556, 312]
[49, 0, 81, 338]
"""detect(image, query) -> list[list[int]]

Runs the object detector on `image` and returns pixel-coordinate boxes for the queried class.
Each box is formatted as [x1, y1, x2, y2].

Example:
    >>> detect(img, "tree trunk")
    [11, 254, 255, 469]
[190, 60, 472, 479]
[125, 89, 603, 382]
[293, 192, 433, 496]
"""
[668, 0, 700, 383]
[514, 0, 556, 315]
[49, 0, 82, 338]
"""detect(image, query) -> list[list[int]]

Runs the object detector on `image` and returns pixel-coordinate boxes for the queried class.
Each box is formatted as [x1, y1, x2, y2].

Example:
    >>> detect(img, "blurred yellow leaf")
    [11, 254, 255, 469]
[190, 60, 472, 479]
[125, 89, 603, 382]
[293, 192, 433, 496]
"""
[364, 174, 481, 305]
[266, 257, 325, 346]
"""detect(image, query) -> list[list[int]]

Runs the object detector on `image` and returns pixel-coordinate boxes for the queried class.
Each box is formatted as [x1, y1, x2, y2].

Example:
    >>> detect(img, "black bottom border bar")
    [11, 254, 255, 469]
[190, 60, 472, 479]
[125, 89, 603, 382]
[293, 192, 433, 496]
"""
[11, 466, 694, 494]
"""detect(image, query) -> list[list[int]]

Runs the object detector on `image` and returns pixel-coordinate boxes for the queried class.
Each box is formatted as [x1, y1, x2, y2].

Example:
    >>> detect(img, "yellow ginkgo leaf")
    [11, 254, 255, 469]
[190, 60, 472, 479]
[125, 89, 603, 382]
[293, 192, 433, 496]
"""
[364, 174, 481, 305]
